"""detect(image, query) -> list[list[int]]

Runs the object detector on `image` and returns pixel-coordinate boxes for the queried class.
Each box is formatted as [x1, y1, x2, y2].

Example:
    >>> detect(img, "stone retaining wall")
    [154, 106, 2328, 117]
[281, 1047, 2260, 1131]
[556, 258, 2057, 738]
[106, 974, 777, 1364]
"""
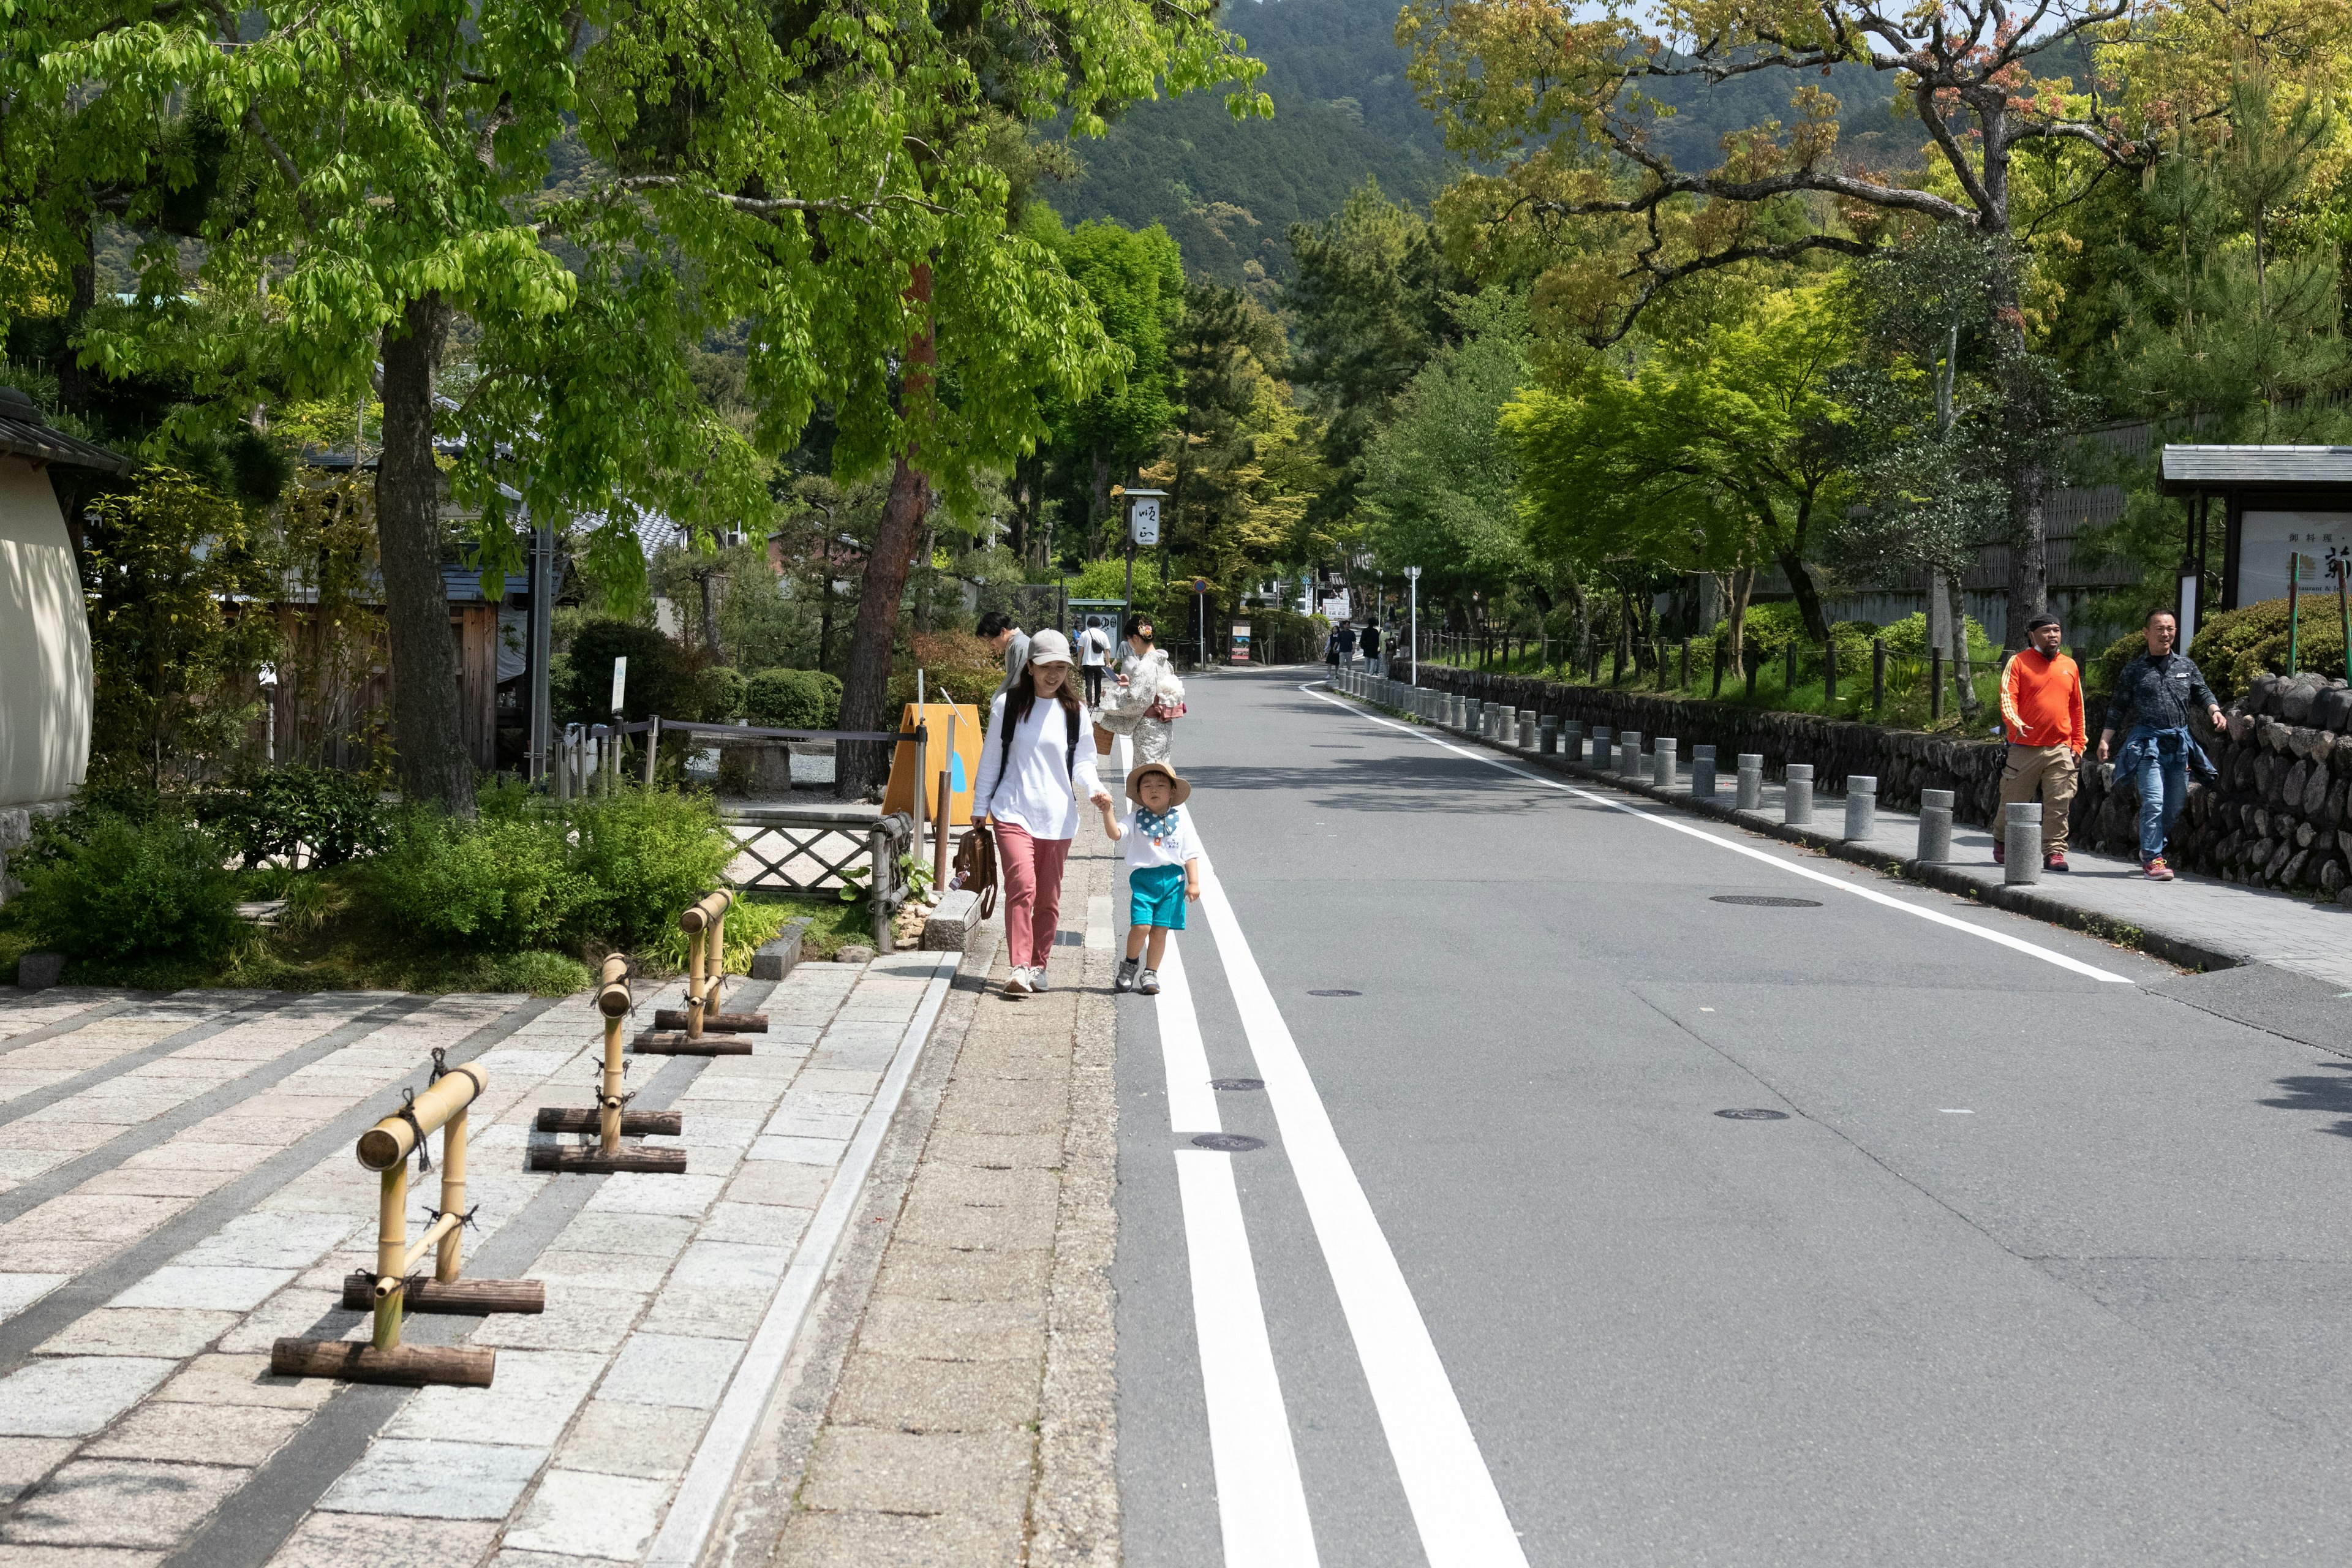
[1420, 666, 2352, 897]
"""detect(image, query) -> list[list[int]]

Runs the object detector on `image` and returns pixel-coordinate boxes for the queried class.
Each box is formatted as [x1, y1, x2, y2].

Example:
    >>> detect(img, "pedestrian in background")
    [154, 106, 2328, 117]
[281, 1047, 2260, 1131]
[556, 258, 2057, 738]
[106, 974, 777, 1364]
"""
[977, 611, 1028, 699]
[1079, 617, 1112, 706]
[971, 631, 1114, 998]
[1107, 761, 1200, 997]
[1995, 612, 2087, 871]
[1325, 625, 1344, 676]
[1361, 620, 1383, 677]
[2099, 608, 2225, 882]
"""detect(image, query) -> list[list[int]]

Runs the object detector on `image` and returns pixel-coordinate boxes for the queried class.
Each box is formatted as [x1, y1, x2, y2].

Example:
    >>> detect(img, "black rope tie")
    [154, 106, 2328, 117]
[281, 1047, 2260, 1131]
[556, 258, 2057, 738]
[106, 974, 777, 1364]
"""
[398, 1087, 431, 1173]
[420, 1204, 481, 1231]
[428, 1047, 450, 1083]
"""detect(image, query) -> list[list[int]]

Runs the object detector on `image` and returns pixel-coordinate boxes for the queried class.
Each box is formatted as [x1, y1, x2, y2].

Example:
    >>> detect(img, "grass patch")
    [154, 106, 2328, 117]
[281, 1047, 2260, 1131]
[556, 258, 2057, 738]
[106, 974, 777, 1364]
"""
[733, 892, 871, 964]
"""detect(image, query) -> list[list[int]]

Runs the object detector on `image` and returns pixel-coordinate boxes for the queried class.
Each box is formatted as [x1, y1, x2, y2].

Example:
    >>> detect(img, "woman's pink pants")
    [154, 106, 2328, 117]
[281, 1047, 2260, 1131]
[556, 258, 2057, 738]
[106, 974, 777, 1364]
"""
[995, 823, 1072, 970]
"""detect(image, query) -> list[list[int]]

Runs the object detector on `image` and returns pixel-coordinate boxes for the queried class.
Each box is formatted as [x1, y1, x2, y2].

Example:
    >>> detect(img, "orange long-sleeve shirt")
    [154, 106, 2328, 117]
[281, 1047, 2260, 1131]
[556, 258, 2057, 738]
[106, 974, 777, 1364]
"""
[2000, 649, 2087, 751]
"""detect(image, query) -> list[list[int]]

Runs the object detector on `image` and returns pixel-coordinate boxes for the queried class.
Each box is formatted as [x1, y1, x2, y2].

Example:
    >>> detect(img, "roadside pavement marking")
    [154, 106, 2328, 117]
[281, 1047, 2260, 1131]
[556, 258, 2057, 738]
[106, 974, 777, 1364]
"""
[1158, 938, 1223, 1134]
[1087, 892, 1115, 948]
[1176, 1150, 1325, 1568]
[1303, 684, 2134, 986]
[645, 951, 962, 1568]
[1199, 855, 1531, 1568]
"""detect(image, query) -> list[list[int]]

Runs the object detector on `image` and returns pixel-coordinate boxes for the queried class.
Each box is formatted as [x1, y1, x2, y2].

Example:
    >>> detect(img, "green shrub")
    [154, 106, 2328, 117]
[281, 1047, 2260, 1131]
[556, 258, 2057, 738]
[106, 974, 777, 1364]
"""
[561, 619, 706, 725]
[363, 810, 588, 951]
[746, 668, 842, 729]
[569, 787, 736, 946]
[886, 632, 1005, 714]
[196, 764, 390, 869]
[12, 810, 243, 961]
[1873, 611, 1997, 662]
[704, 666, 748, 723]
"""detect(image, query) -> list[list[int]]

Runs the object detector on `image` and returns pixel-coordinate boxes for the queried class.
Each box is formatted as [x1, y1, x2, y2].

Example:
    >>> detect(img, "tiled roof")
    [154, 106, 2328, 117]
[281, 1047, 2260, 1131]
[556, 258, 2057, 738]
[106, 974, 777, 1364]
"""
[0, 387, 130, 473]
[2161, 445, 2352, 490]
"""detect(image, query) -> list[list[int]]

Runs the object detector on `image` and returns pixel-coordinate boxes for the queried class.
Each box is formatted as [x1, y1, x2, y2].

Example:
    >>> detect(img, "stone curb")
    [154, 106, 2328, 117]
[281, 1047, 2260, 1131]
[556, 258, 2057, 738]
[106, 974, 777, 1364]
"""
[1335, 687, 2244, 976]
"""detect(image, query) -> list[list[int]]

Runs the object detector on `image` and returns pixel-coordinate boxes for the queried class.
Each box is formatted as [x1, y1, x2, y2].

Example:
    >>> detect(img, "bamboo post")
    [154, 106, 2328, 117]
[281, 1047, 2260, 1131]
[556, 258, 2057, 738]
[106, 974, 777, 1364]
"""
[598, 954, 628, 1153]
[435, 1101, 466, 1284]
[374, 1164, 405, 1351]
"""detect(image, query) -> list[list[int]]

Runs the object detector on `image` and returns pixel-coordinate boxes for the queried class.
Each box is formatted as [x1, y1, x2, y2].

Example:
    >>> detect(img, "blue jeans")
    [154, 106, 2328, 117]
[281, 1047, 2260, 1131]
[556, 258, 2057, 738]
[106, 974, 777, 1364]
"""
[2131, 740, 2190, 864]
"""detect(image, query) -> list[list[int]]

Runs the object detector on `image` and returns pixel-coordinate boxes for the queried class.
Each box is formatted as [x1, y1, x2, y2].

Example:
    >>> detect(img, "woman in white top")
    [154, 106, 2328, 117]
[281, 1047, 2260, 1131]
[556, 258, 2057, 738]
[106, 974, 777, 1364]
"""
[970, 630, 1114, 997]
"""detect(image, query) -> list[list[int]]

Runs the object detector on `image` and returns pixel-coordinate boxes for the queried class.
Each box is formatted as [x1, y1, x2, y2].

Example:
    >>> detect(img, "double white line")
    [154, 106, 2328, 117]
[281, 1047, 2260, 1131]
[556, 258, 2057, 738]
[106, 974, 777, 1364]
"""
[1156, 832, 1528, 1567]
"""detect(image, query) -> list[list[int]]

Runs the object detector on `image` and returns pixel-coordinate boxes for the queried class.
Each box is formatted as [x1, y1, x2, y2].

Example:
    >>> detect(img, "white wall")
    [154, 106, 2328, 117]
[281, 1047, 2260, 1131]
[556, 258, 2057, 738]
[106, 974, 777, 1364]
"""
[0, 459, 91, 808]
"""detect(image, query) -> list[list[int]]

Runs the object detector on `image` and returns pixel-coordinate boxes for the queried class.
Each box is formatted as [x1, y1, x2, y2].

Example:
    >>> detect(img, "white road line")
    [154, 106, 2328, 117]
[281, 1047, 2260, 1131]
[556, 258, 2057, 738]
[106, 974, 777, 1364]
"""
[1175, 1149, 1324, 1568]
[1303, 684, 2133, 985]
[1158, 938, 1222, 1134]
[1198, 858, 1531, 1568]
[1086, 892, 1115, 949]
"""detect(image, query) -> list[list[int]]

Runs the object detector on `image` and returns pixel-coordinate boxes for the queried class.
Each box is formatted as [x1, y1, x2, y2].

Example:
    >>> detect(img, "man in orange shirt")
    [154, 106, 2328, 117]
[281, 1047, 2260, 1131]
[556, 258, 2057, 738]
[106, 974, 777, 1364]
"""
[1996, 612, 2088, 870]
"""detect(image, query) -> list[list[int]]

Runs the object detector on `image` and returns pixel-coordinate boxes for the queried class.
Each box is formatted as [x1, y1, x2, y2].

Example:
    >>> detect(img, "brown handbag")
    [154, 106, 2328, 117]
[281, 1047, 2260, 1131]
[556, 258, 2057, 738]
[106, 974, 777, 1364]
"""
[952, 820, 999, 918]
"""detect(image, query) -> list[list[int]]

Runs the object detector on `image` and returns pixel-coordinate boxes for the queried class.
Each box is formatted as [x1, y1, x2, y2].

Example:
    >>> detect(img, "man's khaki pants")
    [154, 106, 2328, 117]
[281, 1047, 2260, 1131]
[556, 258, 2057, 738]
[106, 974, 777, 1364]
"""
[1999, 743, 2078, 855]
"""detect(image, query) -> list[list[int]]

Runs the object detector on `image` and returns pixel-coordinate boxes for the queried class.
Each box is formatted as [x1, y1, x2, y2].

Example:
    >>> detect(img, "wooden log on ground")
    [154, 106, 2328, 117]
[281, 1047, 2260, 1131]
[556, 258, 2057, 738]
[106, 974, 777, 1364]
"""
[271, 1336, 496, 1387]
[527, 1145, 692, 1175]
[340, 1273, 546, 1314]
[633, 1030, 753, 1056]
[650, 1009, 767, 1033]
[532, 1107, 683, 1136]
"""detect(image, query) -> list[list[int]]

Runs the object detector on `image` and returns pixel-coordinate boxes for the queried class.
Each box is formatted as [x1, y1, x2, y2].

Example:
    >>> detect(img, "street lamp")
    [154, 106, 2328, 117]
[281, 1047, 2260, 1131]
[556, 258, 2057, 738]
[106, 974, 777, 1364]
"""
[1112, 486, 1169, 627]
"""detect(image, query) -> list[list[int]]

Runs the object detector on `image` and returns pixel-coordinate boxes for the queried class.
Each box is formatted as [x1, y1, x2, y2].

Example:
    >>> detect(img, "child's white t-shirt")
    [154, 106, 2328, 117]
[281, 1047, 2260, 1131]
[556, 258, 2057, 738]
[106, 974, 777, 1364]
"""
[1120, 806, 1199, 869]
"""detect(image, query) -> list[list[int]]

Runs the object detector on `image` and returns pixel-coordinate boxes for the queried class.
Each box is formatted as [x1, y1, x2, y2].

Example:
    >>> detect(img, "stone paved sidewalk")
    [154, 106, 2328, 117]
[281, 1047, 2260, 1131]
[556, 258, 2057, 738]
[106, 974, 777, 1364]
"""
[715, 835, 1120, 1568]
[0, 946, 964, 1568]
[1335, 680, 2352, 989]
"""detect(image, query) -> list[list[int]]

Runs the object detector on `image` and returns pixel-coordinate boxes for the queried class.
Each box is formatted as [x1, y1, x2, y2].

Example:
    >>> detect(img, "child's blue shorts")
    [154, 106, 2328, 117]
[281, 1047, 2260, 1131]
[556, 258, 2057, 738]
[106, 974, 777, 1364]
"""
[1128, 863, 1188, 930]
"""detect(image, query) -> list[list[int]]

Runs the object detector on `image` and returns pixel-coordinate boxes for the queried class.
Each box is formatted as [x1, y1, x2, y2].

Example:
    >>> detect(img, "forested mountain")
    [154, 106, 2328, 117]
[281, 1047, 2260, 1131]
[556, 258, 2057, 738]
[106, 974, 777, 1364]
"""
[1049, 0, 1911, 293]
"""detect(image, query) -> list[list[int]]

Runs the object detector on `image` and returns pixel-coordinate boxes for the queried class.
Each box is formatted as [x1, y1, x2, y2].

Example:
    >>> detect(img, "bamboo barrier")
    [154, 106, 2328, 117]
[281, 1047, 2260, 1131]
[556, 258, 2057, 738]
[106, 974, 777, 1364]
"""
[531, 954, 690, 1174]
[273, 1057, 540, 1388]
[636, 889, 766, 1054]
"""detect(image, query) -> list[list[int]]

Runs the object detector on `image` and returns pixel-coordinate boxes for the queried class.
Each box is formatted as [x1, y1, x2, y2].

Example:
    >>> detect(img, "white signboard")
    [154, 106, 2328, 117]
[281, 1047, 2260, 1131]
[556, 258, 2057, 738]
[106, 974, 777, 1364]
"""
[2239, 511, 2352, 605]
[1129, 497, 1161, 547]
[610, 655, 628, 715]
[1320, 594, 1351, 620]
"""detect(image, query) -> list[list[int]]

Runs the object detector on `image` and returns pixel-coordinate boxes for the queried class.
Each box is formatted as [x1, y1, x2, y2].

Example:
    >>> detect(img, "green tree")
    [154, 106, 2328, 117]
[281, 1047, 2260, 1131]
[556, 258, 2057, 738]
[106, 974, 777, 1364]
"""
[1506, 286, 1856, 657]
[1360, 288, 1545, 628]
[1286, 179, 1466, 545]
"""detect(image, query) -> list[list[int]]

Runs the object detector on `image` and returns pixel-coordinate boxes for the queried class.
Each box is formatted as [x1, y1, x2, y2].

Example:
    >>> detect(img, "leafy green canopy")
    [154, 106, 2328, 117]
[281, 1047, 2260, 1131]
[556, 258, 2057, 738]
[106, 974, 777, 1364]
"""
[12, 0, 1267, 595]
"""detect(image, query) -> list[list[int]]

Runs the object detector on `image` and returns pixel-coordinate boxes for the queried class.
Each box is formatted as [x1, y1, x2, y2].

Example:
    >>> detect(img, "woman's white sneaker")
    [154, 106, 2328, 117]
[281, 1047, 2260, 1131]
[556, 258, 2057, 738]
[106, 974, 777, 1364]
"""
[1003, 967, 1033, 997]
[1030, 965, 1051, 993]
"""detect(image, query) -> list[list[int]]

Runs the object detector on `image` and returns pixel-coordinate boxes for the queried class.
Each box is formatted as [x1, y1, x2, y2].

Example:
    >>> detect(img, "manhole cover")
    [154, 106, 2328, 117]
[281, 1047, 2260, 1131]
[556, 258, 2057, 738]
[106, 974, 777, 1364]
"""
[1191, 1133, 1266, 1152]
[1212, 1078, 1265, 1091]
[1715, 1108, 1790, 1121]
[1308, 989, 1362, 997]
[1710, 895, 1822, 908]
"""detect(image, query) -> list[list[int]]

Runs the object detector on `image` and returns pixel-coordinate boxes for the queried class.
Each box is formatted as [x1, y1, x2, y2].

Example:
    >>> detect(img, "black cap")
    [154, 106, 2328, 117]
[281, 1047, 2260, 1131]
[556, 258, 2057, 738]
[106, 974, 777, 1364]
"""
[2026, 612, 2061, 633]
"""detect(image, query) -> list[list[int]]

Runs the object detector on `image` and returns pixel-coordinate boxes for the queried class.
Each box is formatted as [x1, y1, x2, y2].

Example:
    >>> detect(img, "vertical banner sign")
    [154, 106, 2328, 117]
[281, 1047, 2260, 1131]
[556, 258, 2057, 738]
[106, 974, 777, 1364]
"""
[611, 656, 628, 715]
[1131, 497, 1161, 547]
[1231, 621, 1252, 664]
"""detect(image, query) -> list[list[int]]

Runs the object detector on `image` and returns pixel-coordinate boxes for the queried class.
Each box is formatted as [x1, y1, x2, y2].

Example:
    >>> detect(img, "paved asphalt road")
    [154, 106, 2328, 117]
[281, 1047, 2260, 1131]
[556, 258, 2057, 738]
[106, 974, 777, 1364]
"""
[1110, 665, 2352, 1567]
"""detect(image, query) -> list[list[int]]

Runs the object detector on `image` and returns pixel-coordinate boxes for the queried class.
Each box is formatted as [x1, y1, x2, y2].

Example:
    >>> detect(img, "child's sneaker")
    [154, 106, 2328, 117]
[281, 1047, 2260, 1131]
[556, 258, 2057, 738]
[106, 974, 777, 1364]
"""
[1138, 968, 1161, 995]
[1115, 958, 1139, 992]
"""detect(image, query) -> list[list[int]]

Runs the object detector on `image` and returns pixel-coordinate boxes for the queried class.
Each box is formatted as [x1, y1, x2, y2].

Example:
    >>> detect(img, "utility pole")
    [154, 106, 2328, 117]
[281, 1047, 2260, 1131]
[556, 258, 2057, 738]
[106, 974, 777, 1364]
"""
[1406, 565, 1421, 685]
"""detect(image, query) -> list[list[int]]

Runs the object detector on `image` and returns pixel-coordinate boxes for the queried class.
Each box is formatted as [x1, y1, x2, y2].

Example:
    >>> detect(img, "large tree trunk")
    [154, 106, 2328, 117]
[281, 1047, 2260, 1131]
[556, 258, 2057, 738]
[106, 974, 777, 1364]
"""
[837, 265, 937, 798]
[376, 292, 475, 816]
[1777, 549, 1830, 644]
[2003, 467, 2048, 650]
[1946, 567, 1980, 715]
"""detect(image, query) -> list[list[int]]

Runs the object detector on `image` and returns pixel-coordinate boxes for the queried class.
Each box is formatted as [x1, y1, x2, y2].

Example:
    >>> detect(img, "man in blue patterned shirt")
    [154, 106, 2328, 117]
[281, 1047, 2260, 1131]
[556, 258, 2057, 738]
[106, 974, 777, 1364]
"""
[2098, 609, 2225, 881]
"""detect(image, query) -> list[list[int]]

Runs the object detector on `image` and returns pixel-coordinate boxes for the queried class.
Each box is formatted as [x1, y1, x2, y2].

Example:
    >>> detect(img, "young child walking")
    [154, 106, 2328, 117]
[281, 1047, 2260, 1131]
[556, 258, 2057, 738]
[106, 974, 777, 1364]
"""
[1106, 761, 1199, 995]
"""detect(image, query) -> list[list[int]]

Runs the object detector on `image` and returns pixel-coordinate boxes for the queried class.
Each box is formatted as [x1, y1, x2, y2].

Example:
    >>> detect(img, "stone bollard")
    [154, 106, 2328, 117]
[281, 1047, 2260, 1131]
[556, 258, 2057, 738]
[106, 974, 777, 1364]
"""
[1918, 788, 1954, 863]
[1736, 753, 1764, 810]
[1618, 730, 1643, 775]
[1843, 775, 1878, 841]
[1784, 763, 1815, 826]
[1518, 714, 1536, 750]
[1539, 717, 1559, 755]
[1464, 698, 1480, 734]
[1652, 736, 1678, 789]
[1564, 720, 1588, 763]
[1452, 694, 1468, 730]
[2004, 802, 2043, 884]
[1589, 726, 1611, 769]
[1692, 745, 1717, 800]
